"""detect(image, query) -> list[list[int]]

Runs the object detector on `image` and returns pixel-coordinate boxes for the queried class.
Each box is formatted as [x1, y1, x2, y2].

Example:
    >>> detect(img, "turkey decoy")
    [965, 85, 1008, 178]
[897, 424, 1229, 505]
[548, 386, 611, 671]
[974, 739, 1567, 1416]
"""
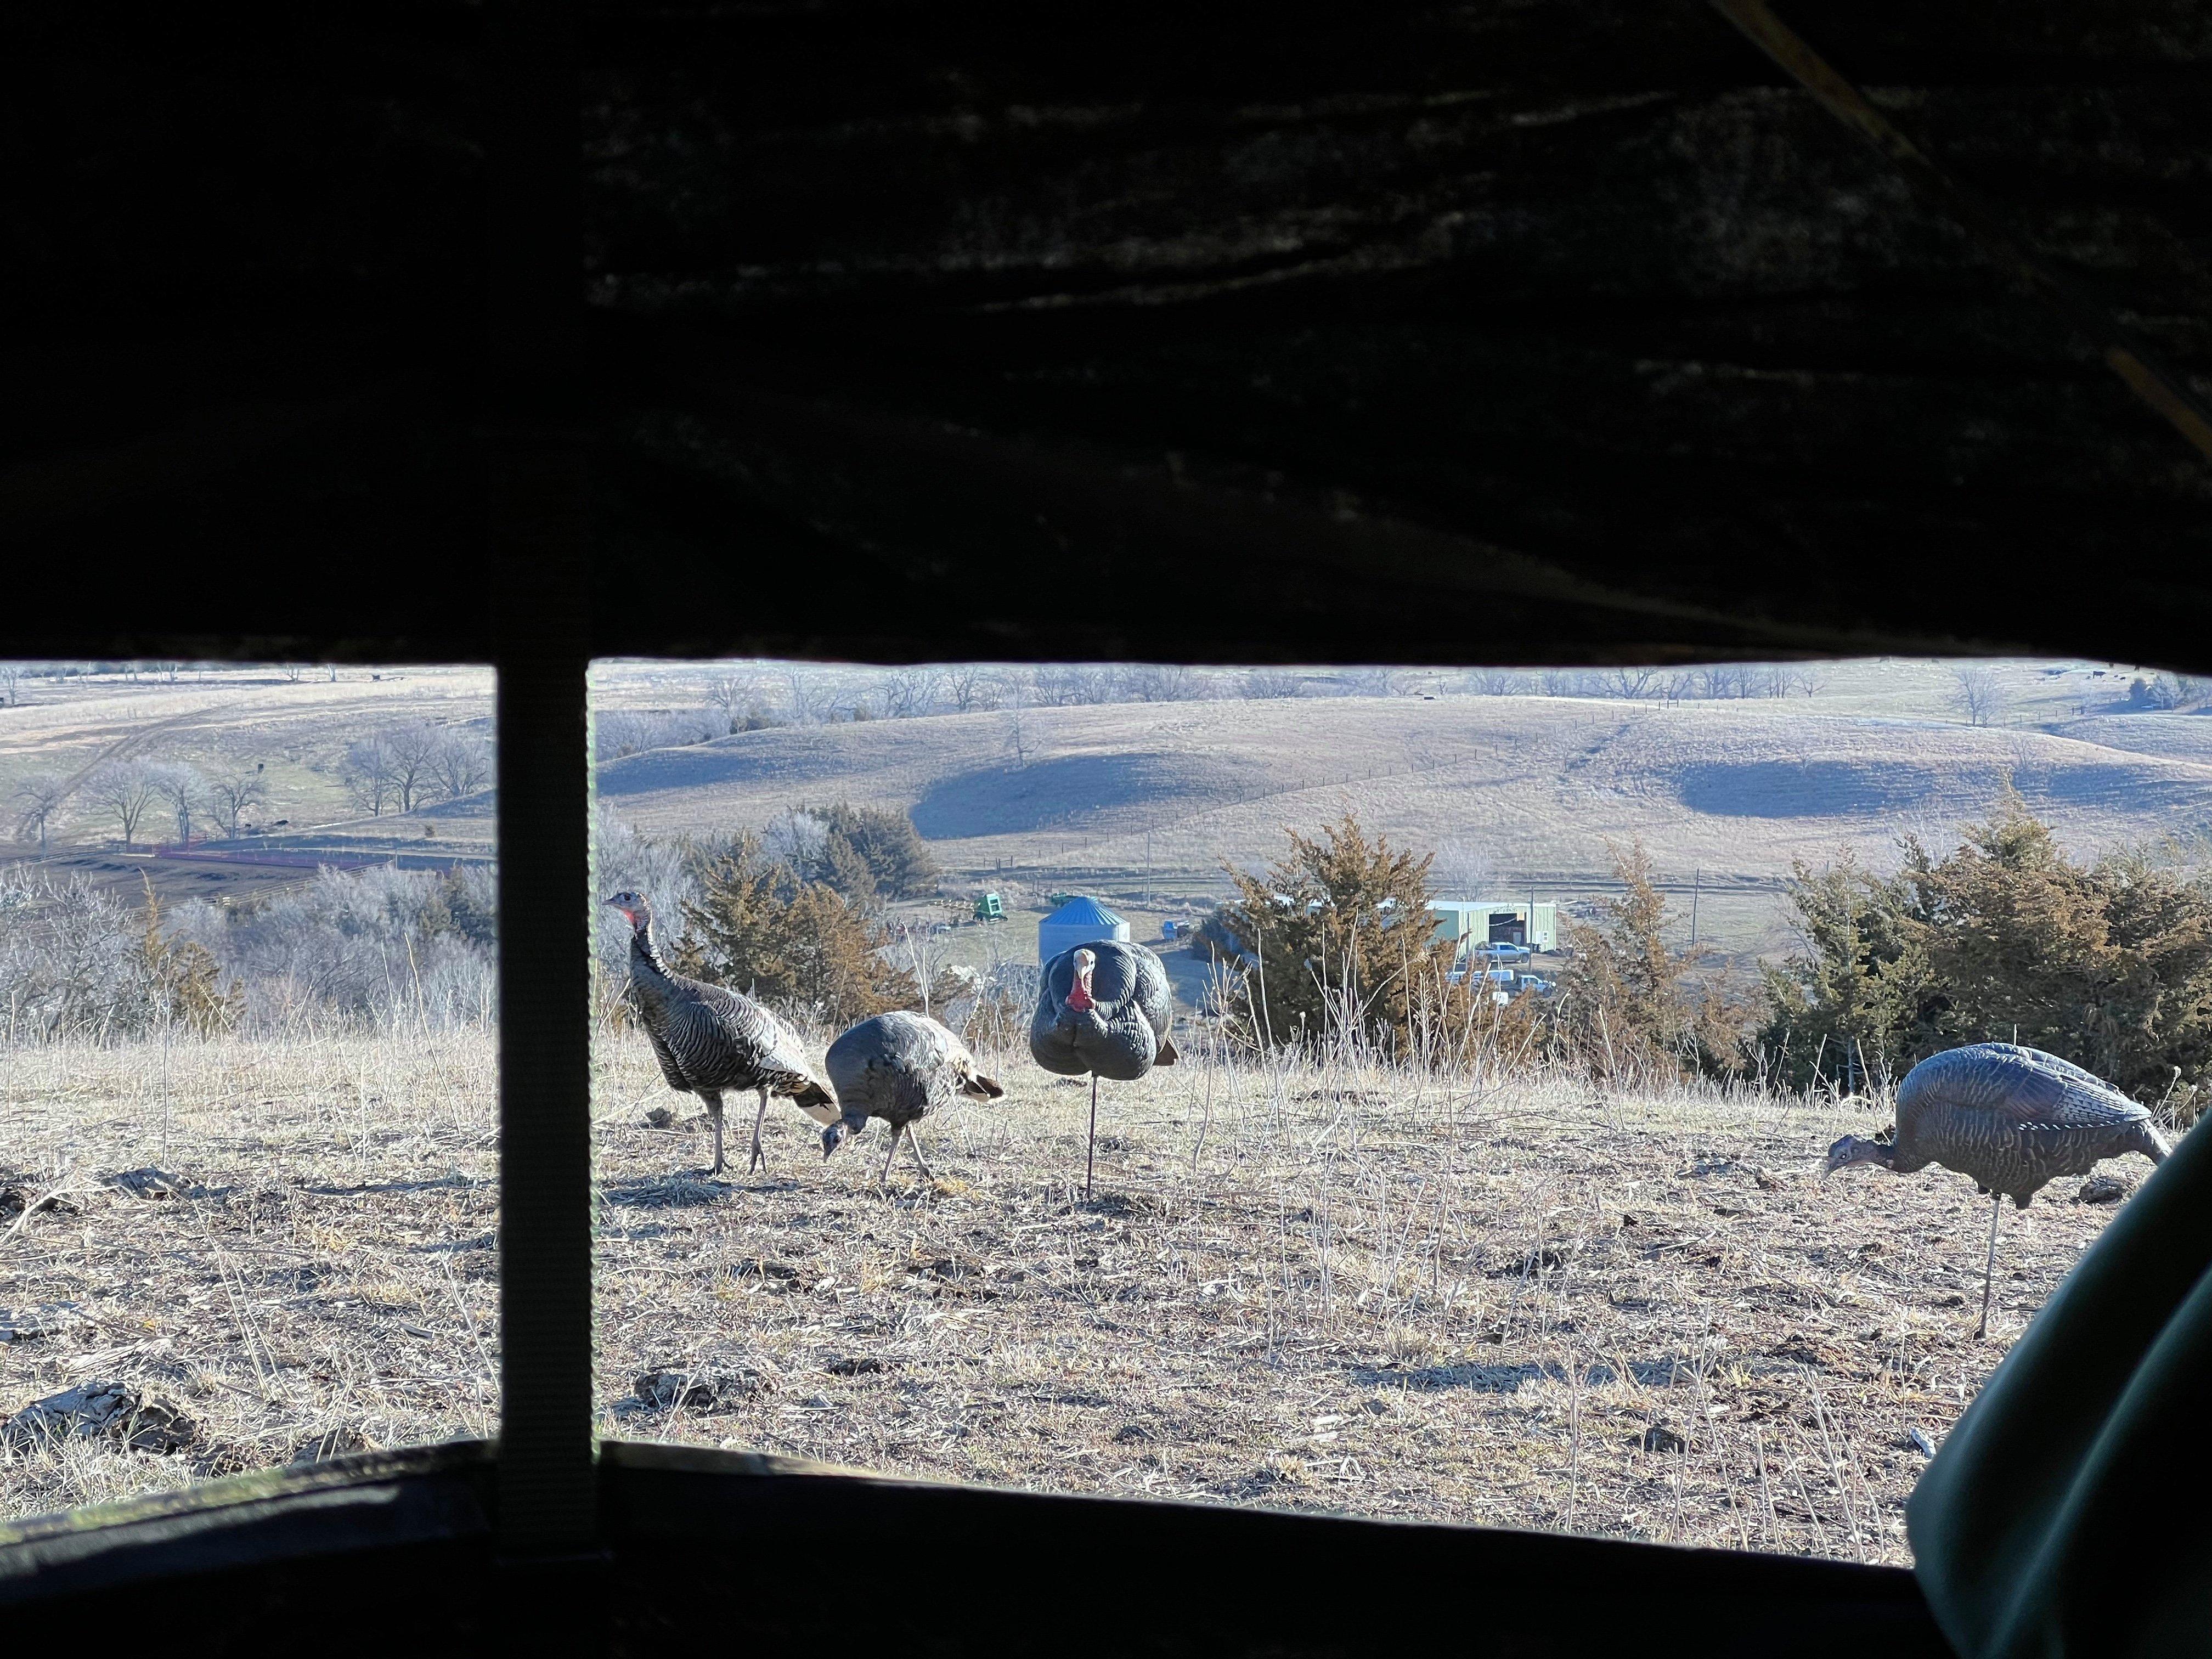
[821, 1010, 1003, 1186]
[606, 891, 837, 1176]
[1030, 940, 1177, 1199]
[1824, 1042, 2171, 1338]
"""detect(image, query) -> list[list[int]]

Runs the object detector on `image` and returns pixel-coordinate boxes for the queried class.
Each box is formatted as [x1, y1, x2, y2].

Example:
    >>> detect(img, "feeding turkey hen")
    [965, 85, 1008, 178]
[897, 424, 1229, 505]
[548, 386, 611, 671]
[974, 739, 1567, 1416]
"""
[1825, 1042, 2170, 1338]
[821, 1010, 1003, 1186]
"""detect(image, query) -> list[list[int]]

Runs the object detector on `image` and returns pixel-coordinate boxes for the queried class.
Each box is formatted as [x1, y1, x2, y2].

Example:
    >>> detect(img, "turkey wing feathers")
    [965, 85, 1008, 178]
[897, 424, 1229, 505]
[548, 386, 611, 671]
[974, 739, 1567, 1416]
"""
[664, 984, 832, 1104]
[1900, 1044, 2150, 1133]
[644, 1023, 692, 1093]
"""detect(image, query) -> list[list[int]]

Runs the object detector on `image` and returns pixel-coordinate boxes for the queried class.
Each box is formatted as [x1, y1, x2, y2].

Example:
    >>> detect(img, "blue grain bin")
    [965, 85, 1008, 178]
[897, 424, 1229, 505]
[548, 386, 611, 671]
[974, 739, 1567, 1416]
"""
[1037, 895, 1128, 964]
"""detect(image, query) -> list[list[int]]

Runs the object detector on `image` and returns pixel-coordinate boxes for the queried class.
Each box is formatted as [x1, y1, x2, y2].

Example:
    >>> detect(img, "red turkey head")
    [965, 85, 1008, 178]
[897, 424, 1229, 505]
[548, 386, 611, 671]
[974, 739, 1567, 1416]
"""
[1066, 946, 1097, 1011]
[605, 890, 649, 928]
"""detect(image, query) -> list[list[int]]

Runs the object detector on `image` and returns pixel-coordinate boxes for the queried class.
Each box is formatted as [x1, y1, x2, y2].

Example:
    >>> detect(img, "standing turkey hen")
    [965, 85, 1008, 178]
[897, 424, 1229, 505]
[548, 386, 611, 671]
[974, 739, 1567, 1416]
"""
[1030, 940, 1177, 1198]
[821, 1011, 1003, 1186]
[1825, 1042, 2170, 1337]
[606, 891, 837, 1176]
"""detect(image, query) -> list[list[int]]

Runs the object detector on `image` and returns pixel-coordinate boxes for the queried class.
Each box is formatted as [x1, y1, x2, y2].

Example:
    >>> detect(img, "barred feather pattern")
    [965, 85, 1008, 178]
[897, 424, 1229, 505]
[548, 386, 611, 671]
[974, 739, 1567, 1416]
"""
[1891, 1042, 2172, 1206]
[627, 922, 836, 1123]
[825, 1011, 998, 1142]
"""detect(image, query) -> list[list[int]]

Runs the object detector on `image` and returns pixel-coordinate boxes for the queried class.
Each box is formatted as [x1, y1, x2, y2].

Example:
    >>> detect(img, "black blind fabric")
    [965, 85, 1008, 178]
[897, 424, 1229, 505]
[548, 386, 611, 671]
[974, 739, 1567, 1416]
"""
[1908, 1116, 2212, 1657]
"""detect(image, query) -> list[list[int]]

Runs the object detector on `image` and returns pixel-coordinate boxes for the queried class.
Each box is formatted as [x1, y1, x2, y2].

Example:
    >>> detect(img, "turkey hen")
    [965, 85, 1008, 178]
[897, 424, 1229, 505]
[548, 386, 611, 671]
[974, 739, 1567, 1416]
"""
[1825, 1042, 2170, 1337]
[822, 1011, 1003, 1186]
[606, 891, 836, 1176]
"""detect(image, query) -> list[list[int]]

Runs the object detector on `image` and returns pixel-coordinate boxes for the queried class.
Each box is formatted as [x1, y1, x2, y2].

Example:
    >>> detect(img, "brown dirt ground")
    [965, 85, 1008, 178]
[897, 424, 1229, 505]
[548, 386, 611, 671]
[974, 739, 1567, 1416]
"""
[4, 1031, 2166, 1564]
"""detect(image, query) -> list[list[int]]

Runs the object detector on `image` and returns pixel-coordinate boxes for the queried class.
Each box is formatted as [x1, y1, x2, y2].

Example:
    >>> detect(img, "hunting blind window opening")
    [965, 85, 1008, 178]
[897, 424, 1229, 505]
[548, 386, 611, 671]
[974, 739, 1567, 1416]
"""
[2, 653, 2190, 1570]
[575, 654, 2190, 1558]
[0, 662, 501, 1511]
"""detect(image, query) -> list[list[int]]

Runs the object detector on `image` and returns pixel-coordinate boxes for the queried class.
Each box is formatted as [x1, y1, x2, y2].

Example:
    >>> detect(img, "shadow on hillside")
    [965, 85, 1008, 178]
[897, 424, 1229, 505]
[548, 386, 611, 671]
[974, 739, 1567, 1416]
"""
[1680, 753, 2212, 819]
[914, 753, 1195, 838]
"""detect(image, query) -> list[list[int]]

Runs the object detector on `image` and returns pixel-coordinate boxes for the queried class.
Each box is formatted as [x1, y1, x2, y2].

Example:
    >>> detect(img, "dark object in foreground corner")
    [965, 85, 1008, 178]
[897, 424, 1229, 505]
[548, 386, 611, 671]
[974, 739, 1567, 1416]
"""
[0, 1441, 1949, 1658]
[1908, 1116, 2212, 1659]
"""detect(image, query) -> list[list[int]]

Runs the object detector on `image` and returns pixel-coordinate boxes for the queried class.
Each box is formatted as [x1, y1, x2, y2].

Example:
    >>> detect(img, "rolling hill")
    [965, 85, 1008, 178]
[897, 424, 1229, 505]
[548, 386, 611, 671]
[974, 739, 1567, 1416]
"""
[597, 682, 2212, 958]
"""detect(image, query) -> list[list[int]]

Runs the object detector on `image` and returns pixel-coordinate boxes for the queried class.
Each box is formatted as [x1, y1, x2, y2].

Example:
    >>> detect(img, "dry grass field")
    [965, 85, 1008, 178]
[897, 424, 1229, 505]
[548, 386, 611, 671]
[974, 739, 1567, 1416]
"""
[3, 1028, 2169, 1563]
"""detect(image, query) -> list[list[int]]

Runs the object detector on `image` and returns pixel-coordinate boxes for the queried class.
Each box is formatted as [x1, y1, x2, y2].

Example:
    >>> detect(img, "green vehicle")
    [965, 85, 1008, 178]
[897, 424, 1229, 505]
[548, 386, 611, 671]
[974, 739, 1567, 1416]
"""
[974, 892, 1005, 921]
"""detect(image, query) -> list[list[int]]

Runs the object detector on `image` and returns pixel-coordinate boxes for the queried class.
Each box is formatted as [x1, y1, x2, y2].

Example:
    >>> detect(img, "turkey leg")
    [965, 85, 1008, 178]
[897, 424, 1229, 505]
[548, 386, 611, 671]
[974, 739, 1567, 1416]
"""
[1084, 1074, 1099, 1201]
[1975, 1190, 2002, 1339]
[702, 1091, 726, 1177]
[879, 1124, 904, 1187]
[907, 1127, 935, 1183]
[748, 1086, 771, 1175]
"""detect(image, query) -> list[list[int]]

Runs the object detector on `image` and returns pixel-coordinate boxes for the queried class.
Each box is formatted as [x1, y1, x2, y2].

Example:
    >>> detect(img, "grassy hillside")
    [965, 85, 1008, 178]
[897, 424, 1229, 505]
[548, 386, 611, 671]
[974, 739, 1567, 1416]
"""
[0, 667, 494, 841]
[596, 661, 2212, 960]
[8, 656, 2210, 961]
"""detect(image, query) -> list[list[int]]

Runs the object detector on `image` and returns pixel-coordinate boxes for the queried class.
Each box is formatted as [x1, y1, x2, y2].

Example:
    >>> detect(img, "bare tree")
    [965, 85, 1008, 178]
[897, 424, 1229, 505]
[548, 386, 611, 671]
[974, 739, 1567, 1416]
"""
[341, 736, 399, 816]
[708, 671, 764, 731]
[1003, 700, 1031, 769]
[0, 663, 23, 706]
[764, 806, 830, 872]
[281, 663, 307, 683]
[1953, 667, 2006, 727]
[149, 761, 206, 844]
[1598, 667, 1660, 699]
[1686, 664, 1752, 699]
[944, 665, 998, 713]
[783, 667, 831, 725]
[428, 730, 494, 800]
[1029, 666, 1079, 706]
[12, 773, 66, 850]
[1241, 668, 1305, 699]
[84, 760, 162, 847]
[1116, 663, 1197, 702]
[1434, 837, 1495, 896]
[1464, 669, 1526, 695]
[381, 722, 445, 811]
[207, 765, 270, 838]
[1344, 667, 1400, 697]
[880, 668, 943, 719]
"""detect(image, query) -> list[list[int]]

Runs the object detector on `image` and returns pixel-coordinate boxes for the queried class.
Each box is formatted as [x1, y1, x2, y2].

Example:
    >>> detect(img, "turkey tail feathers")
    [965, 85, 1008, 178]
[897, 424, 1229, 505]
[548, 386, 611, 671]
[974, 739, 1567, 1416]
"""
[1155, 1034, 1180, 1066]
